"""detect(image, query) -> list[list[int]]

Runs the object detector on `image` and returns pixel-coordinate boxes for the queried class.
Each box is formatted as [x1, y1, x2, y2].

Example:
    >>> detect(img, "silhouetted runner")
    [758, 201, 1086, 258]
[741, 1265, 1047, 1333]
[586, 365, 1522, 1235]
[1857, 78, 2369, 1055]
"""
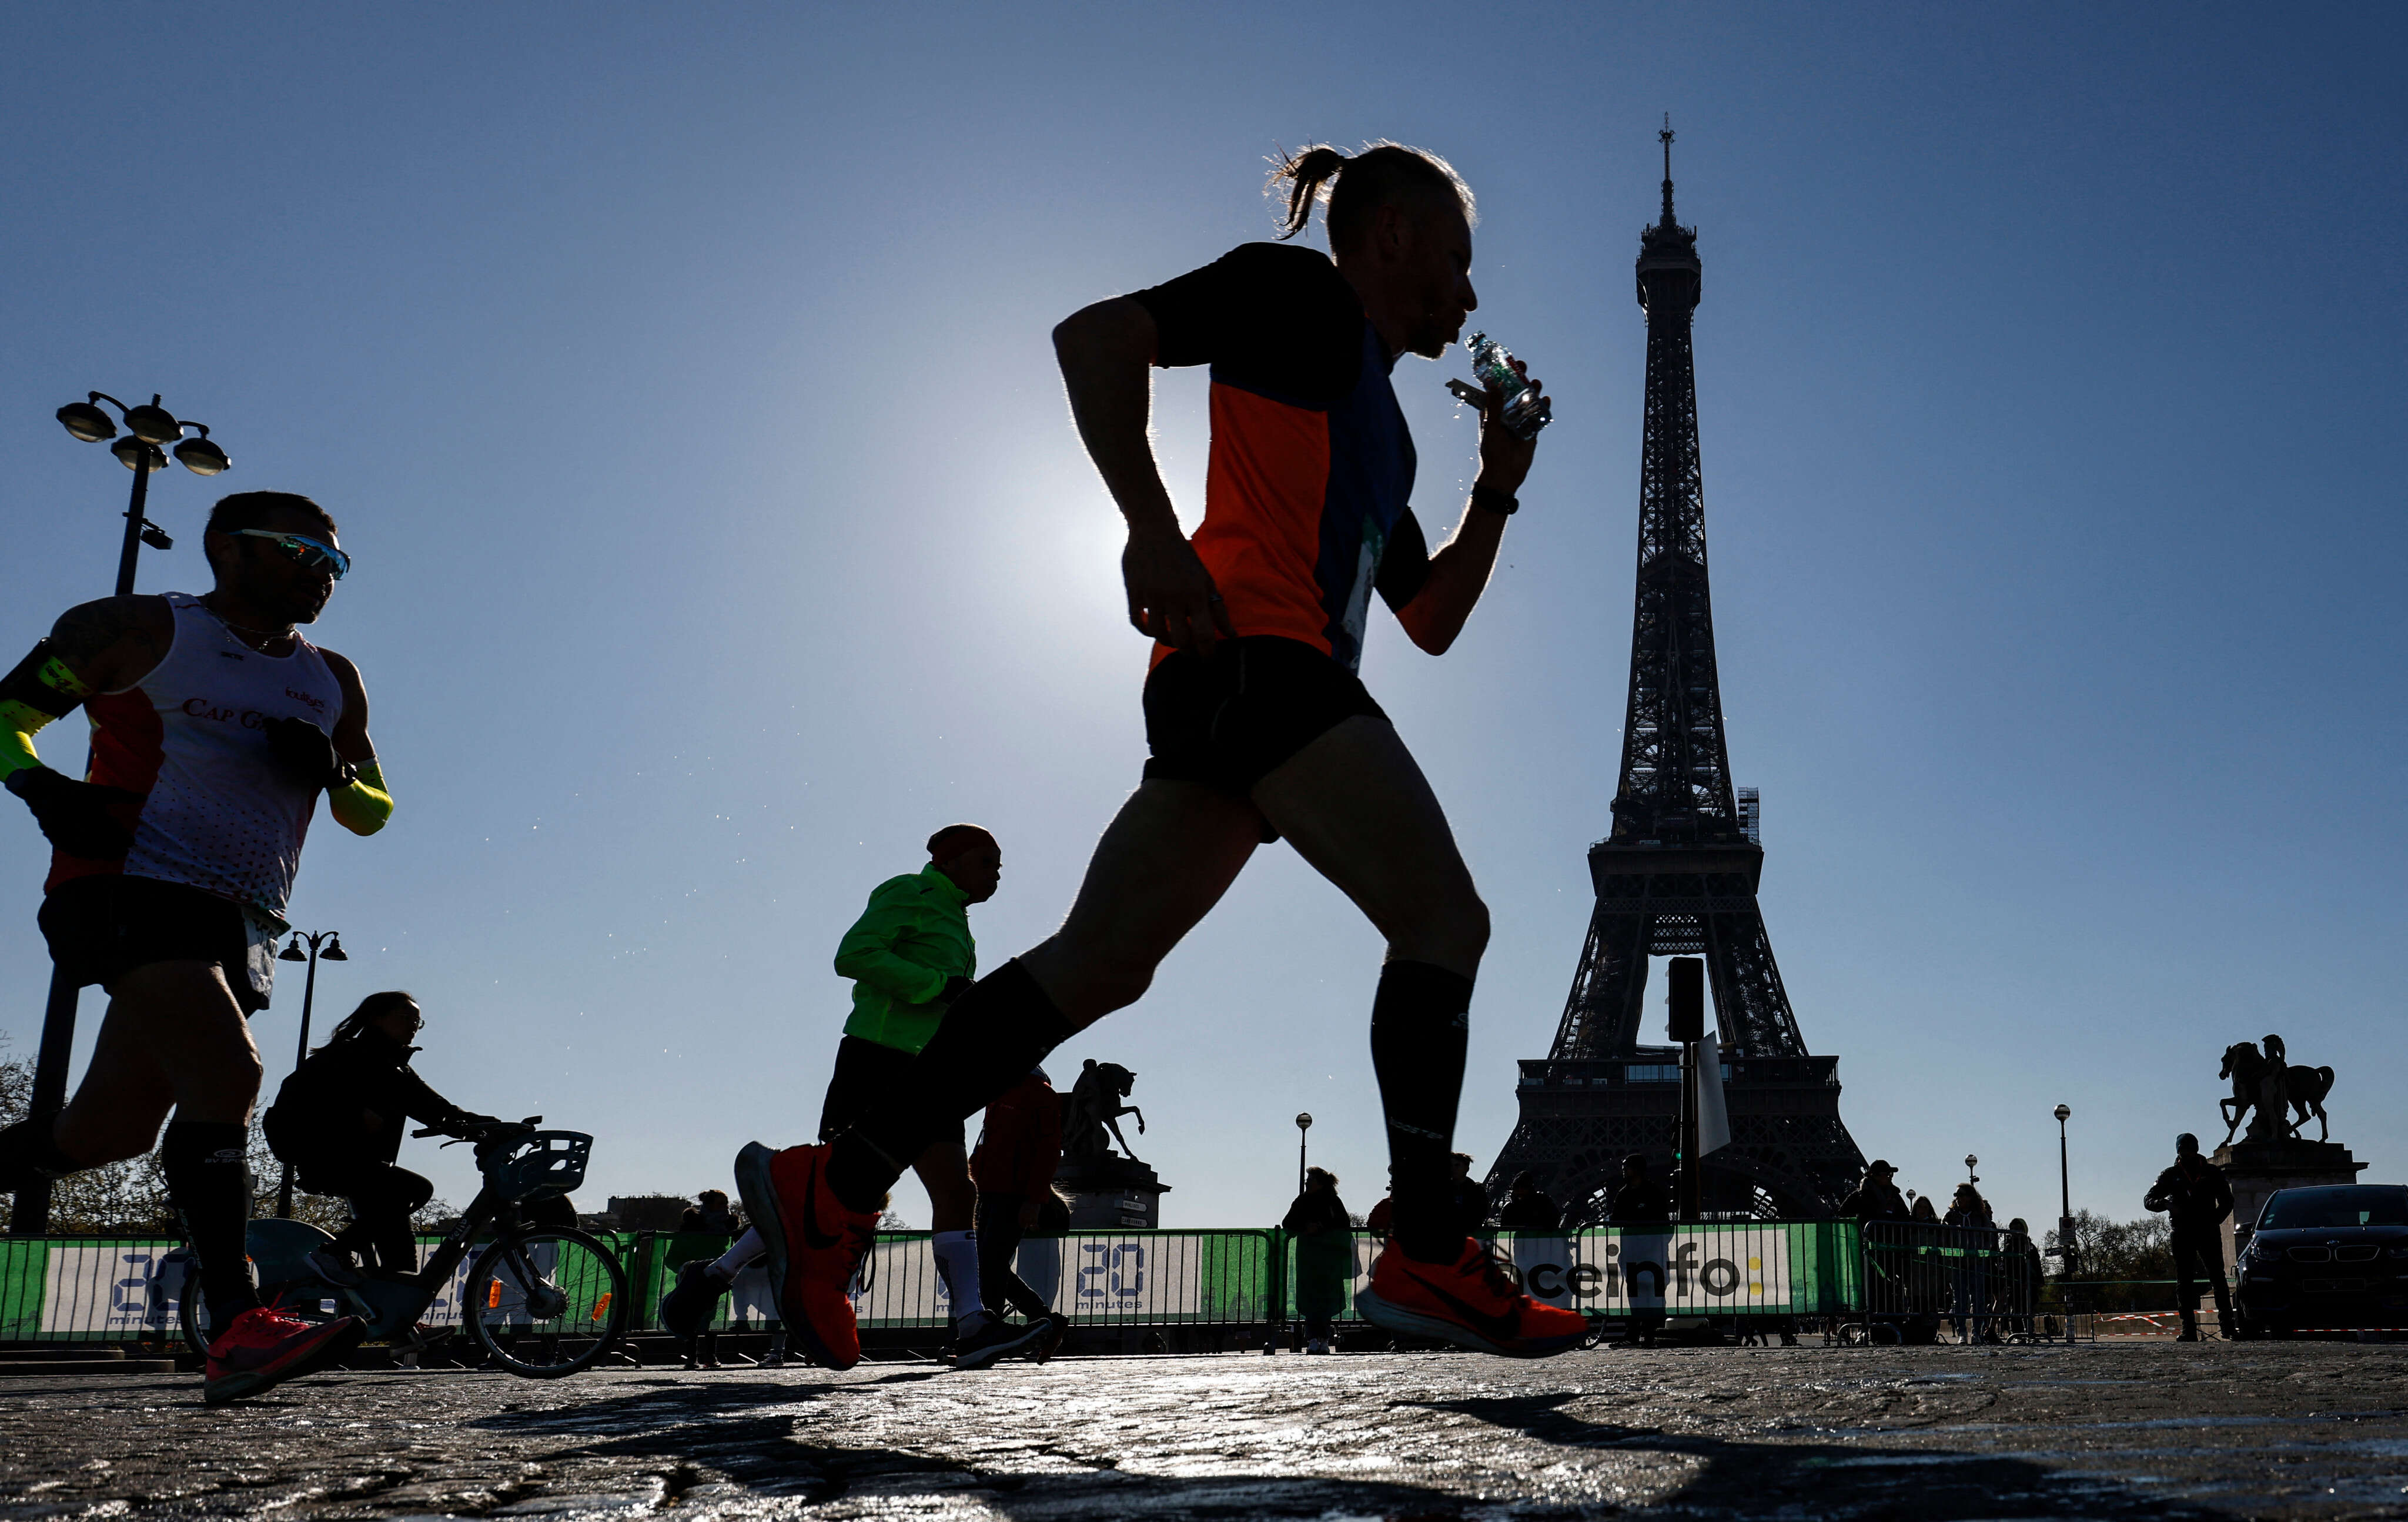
[0, 491, 391, 1403]
[735, 142, 1586, 1367]
[686, 827, 1046, 1369]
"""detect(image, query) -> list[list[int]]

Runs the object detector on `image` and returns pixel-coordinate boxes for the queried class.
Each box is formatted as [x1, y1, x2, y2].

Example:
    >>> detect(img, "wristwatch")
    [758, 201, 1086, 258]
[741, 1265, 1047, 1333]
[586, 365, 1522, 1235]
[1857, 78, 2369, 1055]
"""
[1470, 483, 1519, 517]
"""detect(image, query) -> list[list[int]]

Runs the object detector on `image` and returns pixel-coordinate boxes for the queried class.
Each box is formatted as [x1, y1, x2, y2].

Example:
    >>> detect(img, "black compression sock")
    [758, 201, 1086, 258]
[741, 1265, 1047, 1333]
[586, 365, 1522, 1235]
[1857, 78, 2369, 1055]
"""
[0, 1117, 83, 1191]
[1369, 960, 1473, 1263]
[827, 958, 1076, 1214]
[160, 1121, 262, 1332]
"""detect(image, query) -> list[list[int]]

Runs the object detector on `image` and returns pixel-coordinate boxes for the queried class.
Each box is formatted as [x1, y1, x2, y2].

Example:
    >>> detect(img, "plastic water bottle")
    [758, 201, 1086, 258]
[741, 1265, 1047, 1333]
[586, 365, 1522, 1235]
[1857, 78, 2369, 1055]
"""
[1462, 332, 1553, 439]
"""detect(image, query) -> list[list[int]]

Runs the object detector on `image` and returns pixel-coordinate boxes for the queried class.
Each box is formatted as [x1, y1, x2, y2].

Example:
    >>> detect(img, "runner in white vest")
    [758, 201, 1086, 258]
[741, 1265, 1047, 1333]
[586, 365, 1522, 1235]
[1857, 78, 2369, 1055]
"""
[0, 491, 393, 1404]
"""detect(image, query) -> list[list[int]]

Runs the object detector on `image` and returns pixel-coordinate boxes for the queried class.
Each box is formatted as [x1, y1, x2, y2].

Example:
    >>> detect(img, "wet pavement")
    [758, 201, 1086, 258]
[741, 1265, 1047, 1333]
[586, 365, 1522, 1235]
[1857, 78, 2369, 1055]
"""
[4, 1340, 2407, 1519]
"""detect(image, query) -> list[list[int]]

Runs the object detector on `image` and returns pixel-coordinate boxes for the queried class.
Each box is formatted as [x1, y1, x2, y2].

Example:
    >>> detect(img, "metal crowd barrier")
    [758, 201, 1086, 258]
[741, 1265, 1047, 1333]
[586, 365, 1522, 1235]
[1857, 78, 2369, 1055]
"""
[0, 1220, 2101, 1350]
[1850, 1220, 2059, 1343]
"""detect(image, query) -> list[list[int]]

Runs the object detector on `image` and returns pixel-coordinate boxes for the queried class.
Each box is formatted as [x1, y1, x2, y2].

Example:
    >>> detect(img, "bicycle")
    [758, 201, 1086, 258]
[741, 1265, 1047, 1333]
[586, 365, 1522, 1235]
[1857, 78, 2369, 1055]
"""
[178, 1118, 629, 1377]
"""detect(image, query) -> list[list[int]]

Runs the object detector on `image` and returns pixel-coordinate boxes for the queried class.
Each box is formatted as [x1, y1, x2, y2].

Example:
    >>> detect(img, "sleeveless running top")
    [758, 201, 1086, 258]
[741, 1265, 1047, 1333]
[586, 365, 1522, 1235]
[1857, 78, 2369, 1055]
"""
[48, 592, 342, 924]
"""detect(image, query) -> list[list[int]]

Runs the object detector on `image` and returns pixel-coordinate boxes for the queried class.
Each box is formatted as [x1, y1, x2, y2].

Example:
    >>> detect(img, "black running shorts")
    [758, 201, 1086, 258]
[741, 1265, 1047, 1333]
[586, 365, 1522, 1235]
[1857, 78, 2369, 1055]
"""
[37, 874, 274, 1015]
[1142, 635, 1388, 834]
[818, 1033, 966, 1150]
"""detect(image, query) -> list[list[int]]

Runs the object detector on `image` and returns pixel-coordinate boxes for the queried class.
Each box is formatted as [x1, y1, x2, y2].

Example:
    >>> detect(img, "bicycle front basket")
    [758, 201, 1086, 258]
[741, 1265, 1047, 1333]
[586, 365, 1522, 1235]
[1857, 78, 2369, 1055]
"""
[493, 1131, 593, 1203]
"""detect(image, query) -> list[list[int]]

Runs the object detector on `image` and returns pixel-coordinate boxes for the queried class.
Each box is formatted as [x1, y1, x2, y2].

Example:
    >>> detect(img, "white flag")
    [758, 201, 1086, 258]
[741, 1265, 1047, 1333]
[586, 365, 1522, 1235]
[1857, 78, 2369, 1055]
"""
[1696, 1032, 1732, 1156]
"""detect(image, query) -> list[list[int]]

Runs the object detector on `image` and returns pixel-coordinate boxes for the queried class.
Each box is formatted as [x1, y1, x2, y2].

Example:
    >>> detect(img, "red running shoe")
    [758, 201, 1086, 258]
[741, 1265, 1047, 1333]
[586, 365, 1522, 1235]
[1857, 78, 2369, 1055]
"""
[204, 1307, 366, 1404]
[734, 1140, 878, 1371]
[1354, 1239, 1591, 1358]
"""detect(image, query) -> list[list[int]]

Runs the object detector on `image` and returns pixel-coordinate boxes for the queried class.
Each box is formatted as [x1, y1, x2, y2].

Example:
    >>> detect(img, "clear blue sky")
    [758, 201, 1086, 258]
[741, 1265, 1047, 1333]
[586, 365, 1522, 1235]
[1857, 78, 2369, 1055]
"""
[3, 4, 2401, 1231]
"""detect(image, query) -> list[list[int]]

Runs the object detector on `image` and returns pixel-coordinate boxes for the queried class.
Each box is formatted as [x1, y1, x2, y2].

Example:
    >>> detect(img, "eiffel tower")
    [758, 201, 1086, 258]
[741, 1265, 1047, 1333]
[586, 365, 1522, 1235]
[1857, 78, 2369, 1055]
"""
[1486, 126, 1866, 1223]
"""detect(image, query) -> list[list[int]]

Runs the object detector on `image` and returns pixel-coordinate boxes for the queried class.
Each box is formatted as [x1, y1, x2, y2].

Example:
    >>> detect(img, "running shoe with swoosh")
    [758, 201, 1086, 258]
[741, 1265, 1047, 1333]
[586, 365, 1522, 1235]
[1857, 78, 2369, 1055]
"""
[1354, 1239, 1590, 1358]
[734, 1140, 877, 1371]
[203, 1306, 367, 1405]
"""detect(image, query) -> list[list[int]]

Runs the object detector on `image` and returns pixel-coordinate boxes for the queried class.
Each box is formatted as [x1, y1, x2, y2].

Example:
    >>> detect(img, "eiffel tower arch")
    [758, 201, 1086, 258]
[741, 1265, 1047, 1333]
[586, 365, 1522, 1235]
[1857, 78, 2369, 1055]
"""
[1486, 127, 1866, 1223]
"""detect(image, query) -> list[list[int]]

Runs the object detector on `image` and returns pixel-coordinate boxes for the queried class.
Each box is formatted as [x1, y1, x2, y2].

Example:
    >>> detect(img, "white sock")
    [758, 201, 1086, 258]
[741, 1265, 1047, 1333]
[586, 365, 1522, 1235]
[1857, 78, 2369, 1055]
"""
[711, 1228, 765, 1280]
[932, 1230, 986, 1333]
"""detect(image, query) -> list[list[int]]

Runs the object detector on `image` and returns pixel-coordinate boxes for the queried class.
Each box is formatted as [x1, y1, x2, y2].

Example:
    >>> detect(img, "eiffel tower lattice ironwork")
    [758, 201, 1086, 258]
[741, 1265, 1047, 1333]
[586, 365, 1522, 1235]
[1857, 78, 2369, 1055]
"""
[1486, 125, 1866, 1223]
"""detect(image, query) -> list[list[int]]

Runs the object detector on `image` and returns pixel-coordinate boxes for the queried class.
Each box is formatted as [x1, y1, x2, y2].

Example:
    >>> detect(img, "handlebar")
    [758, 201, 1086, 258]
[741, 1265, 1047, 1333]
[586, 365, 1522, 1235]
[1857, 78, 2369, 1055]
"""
[412, 1114, 542, 1143]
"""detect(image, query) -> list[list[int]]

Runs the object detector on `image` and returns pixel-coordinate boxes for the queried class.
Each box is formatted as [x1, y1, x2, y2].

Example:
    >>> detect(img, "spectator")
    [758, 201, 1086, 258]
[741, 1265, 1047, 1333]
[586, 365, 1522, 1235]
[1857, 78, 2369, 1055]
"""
[1838, 1160, 1909, 1222]
[2143, 1132, 2235, 1342]
[679, 1189, 739, 1235]
[1363, 1194, 1394, 1242]
[1496, 1172, 1561, 1232]
[1944, 1183, 1996, 1343]
[1608, 1154, 1670, 1225]
[971, 1066, 1071, 1360]
[1283, 1166, 1354, 1354]
[1944, 1183, 1993, 1230]
[1909, 1194, 1939, 1223]
[2000, 1216, 2043, 1337]
[1444, 1153, 1490, 1242]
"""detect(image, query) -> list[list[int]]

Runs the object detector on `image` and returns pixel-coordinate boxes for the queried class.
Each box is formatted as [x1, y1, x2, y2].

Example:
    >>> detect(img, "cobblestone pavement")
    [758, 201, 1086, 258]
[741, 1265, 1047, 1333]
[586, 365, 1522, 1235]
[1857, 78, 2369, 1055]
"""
[4, 1342, 2407, 1519]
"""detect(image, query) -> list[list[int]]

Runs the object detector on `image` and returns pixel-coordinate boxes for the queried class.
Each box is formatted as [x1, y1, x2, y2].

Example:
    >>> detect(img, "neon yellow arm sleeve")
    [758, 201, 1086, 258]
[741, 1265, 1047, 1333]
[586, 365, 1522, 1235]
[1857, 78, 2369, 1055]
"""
[329, 758, 394, 835]
[0, 699, 52, 783]
[0, 652, 93, 784]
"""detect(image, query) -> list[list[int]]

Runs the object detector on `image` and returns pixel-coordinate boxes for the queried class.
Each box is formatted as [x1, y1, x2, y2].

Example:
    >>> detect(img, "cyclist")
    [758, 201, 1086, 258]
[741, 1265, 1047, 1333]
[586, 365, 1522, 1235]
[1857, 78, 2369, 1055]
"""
[262, 991, 491, 1281]
[737, 142, 1588, 1366]
[0, 490, 392, 1403]
[690, 825, 1048, 1369]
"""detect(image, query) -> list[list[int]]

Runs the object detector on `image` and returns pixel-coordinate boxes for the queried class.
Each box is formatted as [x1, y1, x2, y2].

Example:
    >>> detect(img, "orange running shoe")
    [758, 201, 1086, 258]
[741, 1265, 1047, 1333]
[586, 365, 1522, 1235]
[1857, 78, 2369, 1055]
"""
[734, 1140, 878, 1371]
[204, 1306, 366, 1404]
[1354, 1239, 1591, 1357]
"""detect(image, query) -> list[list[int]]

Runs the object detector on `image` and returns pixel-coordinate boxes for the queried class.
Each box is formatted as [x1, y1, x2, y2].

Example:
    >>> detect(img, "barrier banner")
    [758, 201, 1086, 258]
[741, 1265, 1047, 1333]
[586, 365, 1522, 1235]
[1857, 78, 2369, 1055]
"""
[849, 1232, 1270, 1327]
[1494, 1228, 1792, 1312]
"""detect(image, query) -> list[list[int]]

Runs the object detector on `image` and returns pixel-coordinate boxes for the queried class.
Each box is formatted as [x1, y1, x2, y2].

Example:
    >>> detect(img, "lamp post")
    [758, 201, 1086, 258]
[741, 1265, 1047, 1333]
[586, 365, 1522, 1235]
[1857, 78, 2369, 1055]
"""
[11, 394, 231, 1237]
[271, 931, 348, 1219]
[1295, 1113, 1312, 1198]
[2053, 1104, 2076, 1280]
[1965, 1153, 1979, 1186]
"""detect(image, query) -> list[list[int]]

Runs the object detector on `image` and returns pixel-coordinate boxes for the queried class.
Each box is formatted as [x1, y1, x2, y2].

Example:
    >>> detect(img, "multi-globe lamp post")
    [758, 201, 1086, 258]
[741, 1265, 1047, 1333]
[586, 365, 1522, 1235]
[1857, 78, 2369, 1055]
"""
[271, 930, 349, 1219]
[10, 394, 231, 1236]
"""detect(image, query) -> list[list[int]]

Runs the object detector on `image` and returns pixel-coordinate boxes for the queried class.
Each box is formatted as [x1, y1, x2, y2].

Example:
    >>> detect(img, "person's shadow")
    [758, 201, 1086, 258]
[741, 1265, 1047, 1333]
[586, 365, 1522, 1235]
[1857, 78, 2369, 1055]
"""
[470, 1380, 2200, 1519]
[1399, 1391, 2203, 1519]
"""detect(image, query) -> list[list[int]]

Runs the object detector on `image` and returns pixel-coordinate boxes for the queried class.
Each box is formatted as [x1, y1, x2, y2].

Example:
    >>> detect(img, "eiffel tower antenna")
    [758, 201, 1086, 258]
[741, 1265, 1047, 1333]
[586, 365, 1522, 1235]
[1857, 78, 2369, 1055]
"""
[1484, 131, 1867, 1225]
[1660, 114, 1677, 226]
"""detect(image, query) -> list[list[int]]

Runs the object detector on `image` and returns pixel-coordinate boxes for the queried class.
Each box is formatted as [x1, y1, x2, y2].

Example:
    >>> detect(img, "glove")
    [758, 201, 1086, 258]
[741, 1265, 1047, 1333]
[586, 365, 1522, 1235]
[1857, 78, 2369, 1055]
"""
[4, 766, 138, 859]
[263, 716, 354, 791]
[938, 976, 975, 1004]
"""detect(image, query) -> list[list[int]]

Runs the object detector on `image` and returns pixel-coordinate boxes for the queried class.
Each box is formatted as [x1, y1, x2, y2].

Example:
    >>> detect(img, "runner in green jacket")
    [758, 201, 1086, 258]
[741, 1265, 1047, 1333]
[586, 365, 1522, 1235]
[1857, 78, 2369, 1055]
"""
[671, 825, 1048, 1370]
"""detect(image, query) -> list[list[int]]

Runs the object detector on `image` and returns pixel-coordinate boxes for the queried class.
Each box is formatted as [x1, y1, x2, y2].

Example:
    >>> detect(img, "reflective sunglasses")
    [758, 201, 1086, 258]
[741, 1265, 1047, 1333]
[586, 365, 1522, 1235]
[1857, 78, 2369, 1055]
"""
[232, 528, 350, 580]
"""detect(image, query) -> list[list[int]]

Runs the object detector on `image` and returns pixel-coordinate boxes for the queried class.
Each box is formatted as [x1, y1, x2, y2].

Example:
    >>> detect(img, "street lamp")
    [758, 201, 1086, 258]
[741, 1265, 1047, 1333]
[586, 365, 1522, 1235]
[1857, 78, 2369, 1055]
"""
[272, 931, 348, 1219]
[11, 392, 232, 1236]
[2054, 1103, 2077, 1281]
[1295, 1113, 1312, 1198]
[1965, 1153, 1979, 1186]
[52, 392, 232, 599]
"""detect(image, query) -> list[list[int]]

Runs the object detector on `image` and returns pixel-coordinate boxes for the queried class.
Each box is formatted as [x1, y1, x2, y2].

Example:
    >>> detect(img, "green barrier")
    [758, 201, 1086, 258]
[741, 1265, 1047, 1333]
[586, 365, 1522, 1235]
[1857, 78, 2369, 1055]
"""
[1281, 1223, 1867, 1324]
[0, 1222, 1874, 1343]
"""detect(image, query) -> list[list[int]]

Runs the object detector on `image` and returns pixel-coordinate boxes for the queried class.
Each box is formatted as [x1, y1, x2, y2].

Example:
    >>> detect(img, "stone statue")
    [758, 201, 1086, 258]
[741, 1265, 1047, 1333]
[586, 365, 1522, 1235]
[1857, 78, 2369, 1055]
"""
[2218, 1037, 2335, 1145]
[1063, 1059, 1146, 1163]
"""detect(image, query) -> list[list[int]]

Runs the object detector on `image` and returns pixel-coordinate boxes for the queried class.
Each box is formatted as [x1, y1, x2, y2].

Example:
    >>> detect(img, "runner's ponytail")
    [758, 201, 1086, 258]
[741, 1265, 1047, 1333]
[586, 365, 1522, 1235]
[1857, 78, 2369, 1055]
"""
[1267, 141, 1476, 250]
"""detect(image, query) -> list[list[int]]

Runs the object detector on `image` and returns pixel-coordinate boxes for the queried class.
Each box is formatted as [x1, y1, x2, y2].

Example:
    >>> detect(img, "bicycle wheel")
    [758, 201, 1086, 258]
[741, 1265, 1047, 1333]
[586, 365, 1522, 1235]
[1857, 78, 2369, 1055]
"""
[464, 1226, 627, 1377]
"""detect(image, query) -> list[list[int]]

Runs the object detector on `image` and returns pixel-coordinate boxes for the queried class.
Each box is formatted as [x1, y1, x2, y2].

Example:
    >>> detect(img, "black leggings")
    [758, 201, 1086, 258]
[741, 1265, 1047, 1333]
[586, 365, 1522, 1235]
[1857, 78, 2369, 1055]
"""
[975, 1195, 1052, 1321]
[299, 1160, 434, 1272]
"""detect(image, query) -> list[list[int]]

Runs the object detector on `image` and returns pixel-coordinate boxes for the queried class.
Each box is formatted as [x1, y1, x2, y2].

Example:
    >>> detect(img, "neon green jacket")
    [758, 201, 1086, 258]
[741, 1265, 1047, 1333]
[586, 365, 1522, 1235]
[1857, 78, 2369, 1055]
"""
[835, 864, 975, 1055]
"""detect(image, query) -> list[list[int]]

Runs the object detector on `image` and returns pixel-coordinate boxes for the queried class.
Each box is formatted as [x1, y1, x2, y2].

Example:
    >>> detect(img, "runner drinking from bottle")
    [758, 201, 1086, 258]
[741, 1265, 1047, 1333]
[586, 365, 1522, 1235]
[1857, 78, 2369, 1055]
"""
[735, 141, 1588, 1366]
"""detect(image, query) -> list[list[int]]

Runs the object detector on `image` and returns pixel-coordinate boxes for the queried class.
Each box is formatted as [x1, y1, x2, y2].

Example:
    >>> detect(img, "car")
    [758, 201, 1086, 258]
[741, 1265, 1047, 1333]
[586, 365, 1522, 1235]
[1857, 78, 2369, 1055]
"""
[2233, 1183, 2408, 1338]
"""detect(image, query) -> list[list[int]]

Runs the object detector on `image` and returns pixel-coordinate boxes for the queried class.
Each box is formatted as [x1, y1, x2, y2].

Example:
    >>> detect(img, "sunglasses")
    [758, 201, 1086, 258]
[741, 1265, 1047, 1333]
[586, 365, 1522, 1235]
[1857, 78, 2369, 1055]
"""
[232, 528, 350, 580]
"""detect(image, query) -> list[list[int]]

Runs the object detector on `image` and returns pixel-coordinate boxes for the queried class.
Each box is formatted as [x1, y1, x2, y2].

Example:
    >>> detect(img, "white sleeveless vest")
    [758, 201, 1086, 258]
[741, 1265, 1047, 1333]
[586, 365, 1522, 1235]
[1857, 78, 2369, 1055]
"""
[53, 592, 343, 926]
